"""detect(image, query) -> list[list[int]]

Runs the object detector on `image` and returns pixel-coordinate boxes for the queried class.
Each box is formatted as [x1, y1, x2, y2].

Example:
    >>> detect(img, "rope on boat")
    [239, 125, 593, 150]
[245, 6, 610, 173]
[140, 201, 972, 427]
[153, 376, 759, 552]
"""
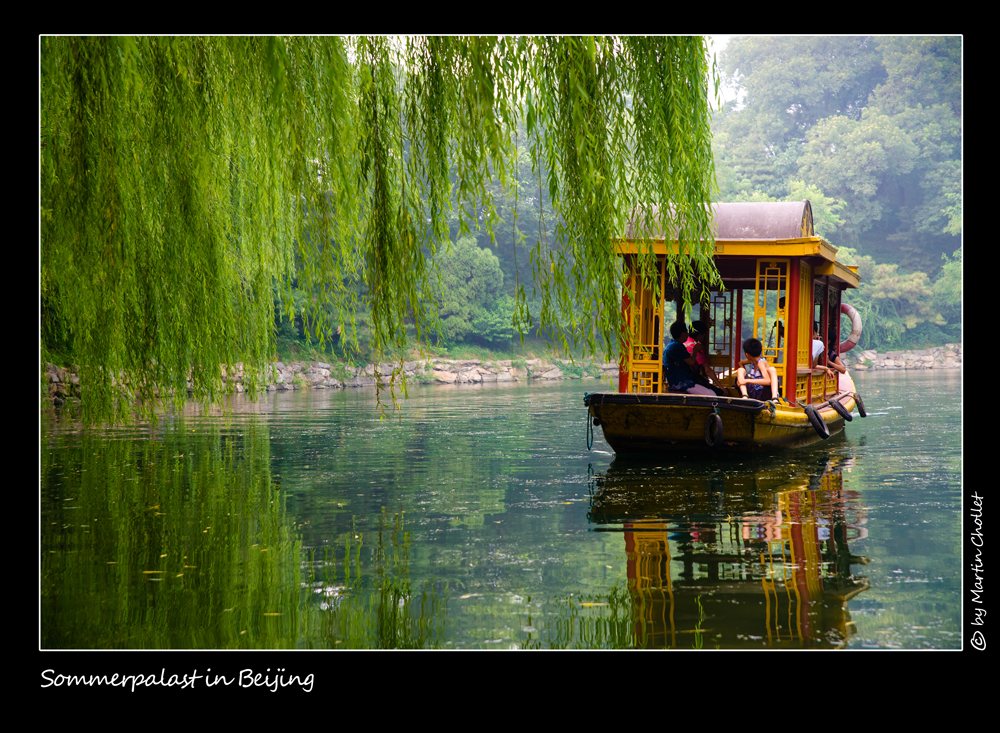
[584, 392, 595, 450]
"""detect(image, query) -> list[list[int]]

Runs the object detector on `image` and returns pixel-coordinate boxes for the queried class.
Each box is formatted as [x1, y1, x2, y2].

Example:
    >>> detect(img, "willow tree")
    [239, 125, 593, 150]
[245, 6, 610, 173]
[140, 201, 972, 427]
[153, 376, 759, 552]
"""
[41, 36, 720, 425]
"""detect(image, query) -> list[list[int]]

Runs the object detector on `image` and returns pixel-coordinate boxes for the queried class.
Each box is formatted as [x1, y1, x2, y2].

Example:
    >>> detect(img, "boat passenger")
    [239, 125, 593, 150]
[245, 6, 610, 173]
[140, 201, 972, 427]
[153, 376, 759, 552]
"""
[811, 323, 836, 379]
[736, 337, 778, 401]
[767, 297, 785, 352]
[826, 328, 853, 394]
[685, 320, 725, 390]
[664, 321, 719, 396]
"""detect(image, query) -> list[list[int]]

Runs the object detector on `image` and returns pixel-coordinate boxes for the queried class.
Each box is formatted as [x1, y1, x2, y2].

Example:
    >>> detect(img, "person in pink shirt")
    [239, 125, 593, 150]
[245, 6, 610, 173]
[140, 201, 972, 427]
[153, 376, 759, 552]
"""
[686, 320, 724, 391]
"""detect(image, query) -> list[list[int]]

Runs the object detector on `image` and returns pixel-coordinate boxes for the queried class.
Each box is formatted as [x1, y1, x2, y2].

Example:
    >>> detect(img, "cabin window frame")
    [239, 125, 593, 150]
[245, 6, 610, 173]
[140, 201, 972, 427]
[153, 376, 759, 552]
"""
[704, 289, 735, 383]
[753, 258, 790, 395]
[623, 255, 666, 393]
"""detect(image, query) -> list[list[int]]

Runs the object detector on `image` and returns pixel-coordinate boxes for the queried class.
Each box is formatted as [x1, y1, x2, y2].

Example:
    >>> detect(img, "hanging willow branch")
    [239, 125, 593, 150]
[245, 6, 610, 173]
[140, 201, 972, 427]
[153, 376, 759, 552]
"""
[40, 35, 720, 425]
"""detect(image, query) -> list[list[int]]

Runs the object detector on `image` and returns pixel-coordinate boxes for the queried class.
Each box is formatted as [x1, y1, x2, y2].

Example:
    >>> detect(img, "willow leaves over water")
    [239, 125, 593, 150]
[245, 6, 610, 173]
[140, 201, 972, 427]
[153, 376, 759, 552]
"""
[41, 36, 719, 424]
[524, 38, 721, 356]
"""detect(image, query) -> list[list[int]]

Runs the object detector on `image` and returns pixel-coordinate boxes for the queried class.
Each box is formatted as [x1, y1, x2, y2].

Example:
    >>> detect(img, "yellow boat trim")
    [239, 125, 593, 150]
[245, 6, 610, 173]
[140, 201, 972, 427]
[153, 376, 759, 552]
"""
[615, 236, 838, 261]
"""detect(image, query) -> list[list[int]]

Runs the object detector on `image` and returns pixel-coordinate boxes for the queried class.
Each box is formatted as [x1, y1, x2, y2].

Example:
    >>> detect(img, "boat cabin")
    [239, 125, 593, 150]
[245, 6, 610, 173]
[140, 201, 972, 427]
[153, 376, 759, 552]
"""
[617, 201, 859, 405]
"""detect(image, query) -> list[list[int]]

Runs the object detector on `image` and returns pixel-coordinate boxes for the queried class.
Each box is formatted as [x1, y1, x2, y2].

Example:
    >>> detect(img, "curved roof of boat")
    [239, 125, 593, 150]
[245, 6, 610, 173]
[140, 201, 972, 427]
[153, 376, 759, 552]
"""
[625, 201, 814, 241]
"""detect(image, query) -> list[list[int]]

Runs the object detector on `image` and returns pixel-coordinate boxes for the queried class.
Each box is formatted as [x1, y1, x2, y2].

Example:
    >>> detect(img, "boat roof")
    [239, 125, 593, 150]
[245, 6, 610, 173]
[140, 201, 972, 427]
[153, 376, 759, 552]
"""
[617, 201, 859, 289]
[625, 201, 815, 241]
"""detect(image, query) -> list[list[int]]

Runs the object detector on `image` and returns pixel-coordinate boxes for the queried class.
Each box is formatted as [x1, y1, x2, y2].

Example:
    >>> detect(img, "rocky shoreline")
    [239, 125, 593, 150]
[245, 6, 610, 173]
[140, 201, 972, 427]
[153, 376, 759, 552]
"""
[261, 357, 623, 391]
[841, 343, 962, 372]
[42, 357, 622, 406]
[42, 344, 961, 407]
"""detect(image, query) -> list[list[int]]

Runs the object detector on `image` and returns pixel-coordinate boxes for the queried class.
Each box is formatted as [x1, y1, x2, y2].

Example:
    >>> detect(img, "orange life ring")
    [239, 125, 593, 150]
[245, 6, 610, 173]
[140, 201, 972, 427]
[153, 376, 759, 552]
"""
[839, 302, 863, 353]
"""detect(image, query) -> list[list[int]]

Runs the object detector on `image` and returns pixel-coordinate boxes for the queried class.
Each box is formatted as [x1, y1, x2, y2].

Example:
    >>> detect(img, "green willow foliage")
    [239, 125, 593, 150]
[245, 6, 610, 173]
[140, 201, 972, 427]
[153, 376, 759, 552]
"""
[41, 36, 719, 424]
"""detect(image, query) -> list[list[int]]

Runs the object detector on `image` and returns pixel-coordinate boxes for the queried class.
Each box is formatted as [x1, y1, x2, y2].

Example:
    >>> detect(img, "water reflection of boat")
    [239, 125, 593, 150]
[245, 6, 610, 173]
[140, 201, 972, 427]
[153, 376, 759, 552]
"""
[585, 201, 868, 453]
[588, 454, 869, 649]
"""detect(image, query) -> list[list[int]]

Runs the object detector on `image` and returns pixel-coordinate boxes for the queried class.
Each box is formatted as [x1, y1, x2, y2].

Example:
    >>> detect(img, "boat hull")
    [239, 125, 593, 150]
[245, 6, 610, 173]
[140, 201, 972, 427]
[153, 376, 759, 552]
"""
[585, 392, 856, 453]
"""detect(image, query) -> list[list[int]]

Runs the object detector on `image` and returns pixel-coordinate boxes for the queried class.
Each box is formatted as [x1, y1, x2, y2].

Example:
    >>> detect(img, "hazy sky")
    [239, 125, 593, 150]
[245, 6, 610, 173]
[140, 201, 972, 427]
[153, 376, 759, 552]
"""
[707, 35, 740, 105]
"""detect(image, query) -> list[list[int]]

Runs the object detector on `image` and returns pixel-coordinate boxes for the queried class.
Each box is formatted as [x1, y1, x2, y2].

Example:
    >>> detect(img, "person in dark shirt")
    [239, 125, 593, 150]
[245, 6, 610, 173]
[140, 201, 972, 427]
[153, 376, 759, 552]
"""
[663, 321, 717, 395]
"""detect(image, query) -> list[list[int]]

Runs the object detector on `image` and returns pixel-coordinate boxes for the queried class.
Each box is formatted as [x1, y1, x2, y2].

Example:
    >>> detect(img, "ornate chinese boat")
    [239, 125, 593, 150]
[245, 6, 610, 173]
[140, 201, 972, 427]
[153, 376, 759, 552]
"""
[585, 201, 867, 453]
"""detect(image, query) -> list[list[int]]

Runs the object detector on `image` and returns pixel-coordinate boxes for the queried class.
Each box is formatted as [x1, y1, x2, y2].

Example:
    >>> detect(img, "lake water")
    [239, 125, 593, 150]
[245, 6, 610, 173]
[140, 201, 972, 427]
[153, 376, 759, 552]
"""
[40, 368, 962, 650]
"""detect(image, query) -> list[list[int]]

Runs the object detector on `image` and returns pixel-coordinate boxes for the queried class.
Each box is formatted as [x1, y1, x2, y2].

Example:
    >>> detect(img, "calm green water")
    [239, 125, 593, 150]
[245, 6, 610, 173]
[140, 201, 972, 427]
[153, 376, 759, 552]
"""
[40, 369, 961, 649]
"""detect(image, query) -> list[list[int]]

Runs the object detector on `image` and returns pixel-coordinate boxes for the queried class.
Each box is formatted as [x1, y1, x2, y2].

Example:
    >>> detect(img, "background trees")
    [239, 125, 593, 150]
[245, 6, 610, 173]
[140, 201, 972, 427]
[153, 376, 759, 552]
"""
[711, 35, 961, 350]
[434, 236, 505, 345]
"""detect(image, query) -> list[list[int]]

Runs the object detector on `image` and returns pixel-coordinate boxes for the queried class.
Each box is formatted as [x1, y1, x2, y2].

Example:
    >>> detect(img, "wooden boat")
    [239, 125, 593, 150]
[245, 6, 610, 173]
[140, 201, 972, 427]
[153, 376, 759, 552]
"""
[585, 201, 868, 453]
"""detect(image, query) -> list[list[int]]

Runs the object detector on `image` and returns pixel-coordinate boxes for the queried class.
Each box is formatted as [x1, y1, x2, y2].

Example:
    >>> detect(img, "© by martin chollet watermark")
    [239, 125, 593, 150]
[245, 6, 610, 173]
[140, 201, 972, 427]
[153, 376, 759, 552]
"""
[970, 491, 985, 651]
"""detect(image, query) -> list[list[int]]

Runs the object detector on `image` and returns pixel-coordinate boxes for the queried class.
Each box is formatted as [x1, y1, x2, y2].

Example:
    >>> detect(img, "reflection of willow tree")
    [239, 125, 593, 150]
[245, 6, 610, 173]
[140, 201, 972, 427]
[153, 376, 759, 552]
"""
[42, 421, 449, 649]
[540, 582, 636, 650]
[304, 509, 448, 649]
[40, 419, 300, 649]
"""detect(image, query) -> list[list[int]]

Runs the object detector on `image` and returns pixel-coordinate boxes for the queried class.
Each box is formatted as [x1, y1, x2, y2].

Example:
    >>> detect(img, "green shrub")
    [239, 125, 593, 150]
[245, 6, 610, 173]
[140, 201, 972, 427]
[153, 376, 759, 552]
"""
[330, 362, 353, 382]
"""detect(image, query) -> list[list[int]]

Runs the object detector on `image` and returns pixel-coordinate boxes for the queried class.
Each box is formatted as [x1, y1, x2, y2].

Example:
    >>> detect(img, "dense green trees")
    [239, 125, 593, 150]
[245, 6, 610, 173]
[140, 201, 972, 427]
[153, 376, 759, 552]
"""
[714, 35, 960, 266]
[712, 35, 961, 349]
[41, 36, 720, 424]
[832, 245, 961, 349]
[714, 37, 887, 200]
[434, 236, 505, 345]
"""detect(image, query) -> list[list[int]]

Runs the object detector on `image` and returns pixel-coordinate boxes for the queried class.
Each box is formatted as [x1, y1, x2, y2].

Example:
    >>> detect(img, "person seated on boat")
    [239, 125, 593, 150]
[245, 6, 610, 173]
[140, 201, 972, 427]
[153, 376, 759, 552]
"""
[826, 328, 854, 394]
[736, 337, 778, 401]
[685, 320, 725, 391]
[767, 297, 785, 351]
[810, 323, 836, 379]
[664, 321, 722, 396]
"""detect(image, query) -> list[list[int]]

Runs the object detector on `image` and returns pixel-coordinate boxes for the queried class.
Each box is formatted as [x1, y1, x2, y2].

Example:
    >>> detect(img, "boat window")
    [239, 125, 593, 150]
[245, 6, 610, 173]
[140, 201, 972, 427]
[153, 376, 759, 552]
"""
[828, 288, 841, 352]
[704, 290, 735, 380]
[813, 279, 840, 363]
[754, 260, 788, 368]
[813, 281, 825, 335]
[624, 255, 665, 393]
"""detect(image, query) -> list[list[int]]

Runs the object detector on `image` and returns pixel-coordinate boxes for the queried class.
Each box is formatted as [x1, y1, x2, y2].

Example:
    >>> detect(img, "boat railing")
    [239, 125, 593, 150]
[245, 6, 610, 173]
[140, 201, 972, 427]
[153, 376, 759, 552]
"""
[796, 367, 839, 404]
